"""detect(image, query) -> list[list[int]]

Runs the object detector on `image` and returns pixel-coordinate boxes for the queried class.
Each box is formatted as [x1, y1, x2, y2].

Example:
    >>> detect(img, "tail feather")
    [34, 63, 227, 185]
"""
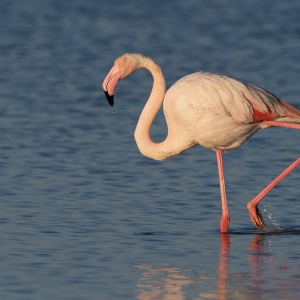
[258, 99, 300, 128]
[279, 99, 300, 120]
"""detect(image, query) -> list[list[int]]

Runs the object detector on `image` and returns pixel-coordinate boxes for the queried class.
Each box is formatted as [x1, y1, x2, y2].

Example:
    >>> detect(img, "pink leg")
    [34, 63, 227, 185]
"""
[216, 150, 230, 233]
[260, 121, 300, 130]
[247, 120, 300, 229]
[247, 158, 300, 229]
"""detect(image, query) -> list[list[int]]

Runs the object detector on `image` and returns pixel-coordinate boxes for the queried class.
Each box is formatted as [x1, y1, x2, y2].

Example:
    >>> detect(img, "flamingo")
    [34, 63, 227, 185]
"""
[102, 53, 300, 233]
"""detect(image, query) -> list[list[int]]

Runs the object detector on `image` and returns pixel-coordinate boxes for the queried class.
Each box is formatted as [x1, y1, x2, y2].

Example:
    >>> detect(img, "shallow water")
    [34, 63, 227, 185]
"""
[1, 0, 300, 299]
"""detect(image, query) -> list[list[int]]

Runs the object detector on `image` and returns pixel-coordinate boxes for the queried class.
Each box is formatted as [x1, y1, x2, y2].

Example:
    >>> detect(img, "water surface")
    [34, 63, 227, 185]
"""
[0, 0, 300, 299]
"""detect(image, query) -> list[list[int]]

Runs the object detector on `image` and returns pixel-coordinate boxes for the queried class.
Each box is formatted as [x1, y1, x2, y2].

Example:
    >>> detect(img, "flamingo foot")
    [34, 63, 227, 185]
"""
[220, 216, 230, 233]
[247, 203, 265, 230]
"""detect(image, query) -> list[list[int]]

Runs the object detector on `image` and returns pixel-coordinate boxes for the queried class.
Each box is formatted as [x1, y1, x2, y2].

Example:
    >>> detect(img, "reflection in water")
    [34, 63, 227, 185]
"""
[135, 264, 195, 300]
[135, 234, 300, 299]
[217, 234, 230, 300]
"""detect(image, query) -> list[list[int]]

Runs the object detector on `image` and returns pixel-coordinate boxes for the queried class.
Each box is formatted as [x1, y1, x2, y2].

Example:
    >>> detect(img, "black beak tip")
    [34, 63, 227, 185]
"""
[104, 91, 114, 106]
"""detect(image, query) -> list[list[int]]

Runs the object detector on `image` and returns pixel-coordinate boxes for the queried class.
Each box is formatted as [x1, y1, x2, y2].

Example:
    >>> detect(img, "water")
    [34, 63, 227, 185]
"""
[0, 0, 300, 299]
[261, 205, 282, 232]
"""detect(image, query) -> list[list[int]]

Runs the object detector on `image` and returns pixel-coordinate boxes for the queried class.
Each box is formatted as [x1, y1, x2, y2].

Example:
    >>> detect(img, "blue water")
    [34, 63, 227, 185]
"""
[1, 0, 300, 299]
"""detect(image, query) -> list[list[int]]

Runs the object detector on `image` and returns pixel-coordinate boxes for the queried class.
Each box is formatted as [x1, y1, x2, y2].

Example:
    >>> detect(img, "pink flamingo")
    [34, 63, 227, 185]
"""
[103, 53, 300, 233]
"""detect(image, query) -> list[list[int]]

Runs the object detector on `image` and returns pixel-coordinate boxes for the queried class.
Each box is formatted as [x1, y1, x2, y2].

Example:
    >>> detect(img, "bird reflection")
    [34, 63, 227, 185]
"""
[217, 234, 230, 300]
[135, 264, 195, 300]
[134, 233, 297, 299]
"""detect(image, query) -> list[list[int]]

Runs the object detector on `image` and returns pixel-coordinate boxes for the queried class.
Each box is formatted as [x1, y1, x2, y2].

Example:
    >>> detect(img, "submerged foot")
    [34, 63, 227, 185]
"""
[220, 215, 230, 233]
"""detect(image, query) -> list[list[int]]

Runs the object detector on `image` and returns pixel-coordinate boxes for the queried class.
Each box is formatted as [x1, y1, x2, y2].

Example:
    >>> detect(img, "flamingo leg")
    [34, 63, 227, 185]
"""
[260, 121, 300, 130]
[216, 150, 230, 233]
[247, 120, 300, 229]
[247, 158, 300, 229]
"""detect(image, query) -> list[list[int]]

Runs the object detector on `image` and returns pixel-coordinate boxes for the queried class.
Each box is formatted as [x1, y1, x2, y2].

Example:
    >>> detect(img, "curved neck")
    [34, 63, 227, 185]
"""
[134, 58, 176, 161]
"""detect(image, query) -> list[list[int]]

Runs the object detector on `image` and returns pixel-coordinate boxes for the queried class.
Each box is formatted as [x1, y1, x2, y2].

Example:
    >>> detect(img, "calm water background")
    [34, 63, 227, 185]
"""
[1, 0, 300, 299]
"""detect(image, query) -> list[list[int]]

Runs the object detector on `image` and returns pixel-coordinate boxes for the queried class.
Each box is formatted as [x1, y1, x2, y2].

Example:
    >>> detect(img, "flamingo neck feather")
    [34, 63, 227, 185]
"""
[133, 57, 178, 161]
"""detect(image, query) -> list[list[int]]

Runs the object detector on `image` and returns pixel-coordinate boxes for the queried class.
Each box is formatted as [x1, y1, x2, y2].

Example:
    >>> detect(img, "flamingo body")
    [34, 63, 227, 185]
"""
[165, 72, 300, 151]
[103, 53, 300, 233]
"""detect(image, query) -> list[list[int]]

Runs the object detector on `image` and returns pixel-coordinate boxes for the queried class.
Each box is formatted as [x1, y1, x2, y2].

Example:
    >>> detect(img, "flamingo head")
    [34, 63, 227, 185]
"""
[102, 53, 144, 106]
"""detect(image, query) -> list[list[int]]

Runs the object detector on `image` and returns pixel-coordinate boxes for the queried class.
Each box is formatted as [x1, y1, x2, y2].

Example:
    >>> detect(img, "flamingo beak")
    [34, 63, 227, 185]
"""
[102, 66, 121, 107]
[105, 91, 114, 106]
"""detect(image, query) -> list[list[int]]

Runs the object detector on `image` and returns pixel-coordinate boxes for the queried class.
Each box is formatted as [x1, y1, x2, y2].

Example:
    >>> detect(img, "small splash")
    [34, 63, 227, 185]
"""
[260, 205, 281, 232]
